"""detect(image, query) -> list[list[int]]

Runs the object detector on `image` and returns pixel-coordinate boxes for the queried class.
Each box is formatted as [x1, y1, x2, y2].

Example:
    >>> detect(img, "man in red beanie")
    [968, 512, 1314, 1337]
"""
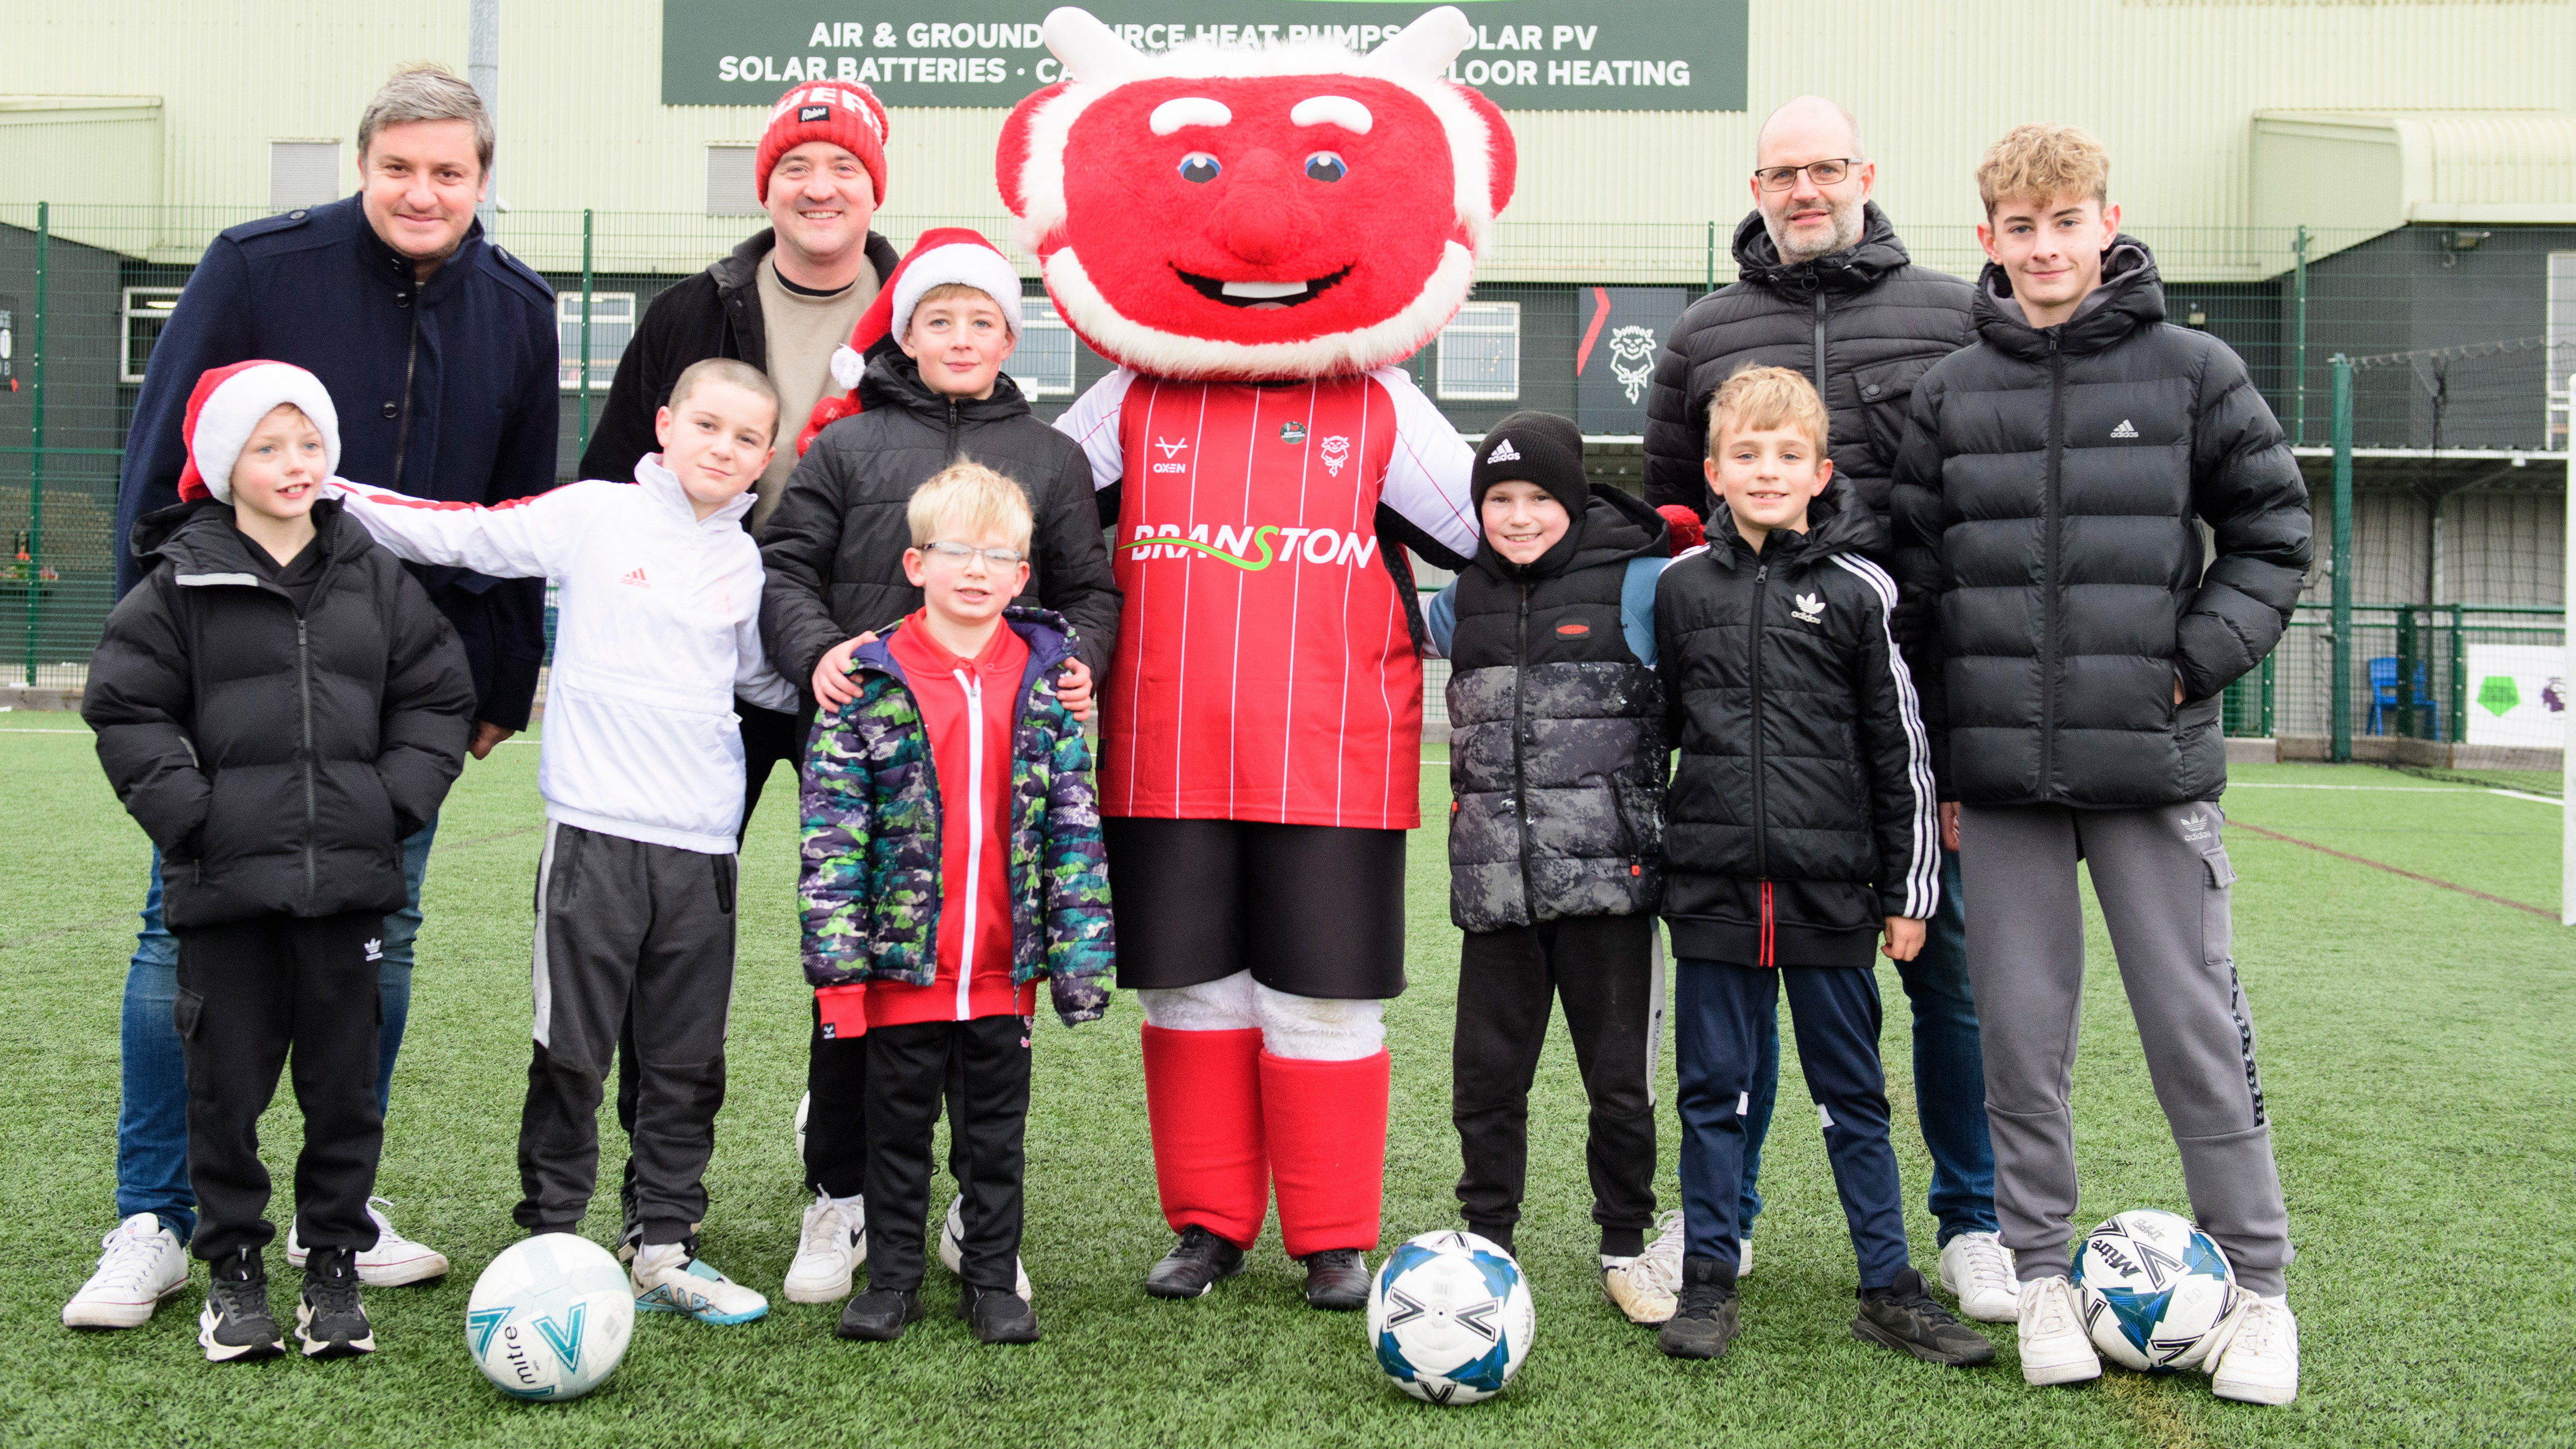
[575, 79, 902, 1260]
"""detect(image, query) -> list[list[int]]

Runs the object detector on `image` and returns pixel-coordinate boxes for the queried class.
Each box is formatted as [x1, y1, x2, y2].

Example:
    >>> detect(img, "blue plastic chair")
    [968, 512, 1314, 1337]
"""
[2365, 656, 2439, 738]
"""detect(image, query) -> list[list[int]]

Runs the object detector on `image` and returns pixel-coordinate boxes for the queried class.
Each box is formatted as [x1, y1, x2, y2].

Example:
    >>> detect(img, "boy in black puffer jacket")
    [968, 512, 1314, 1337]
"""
[85, 362, 474, 1364]
[758, 231, 1118, 1303]
[1423, 412, 1677, 1325]
[1652, 366, 1987, 1370]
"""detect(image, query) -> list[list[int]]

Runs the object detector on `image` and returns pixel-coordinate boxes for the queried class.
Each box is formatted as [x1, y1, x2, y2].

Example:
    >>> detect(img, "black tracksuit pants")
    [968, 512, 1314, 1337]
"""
[863, 1015, 1033, 1294]
[1452, 914, 1660, 1258]
[518, 822, 737, 1246]
[172, 909, 386, 1263]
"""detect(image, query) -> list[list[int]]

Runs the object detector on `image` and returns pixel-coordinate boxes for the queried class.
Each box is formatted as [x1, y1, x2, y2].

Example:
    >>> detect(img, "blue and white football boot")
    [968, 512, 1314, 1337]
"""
[631, 1243, 769, 1325]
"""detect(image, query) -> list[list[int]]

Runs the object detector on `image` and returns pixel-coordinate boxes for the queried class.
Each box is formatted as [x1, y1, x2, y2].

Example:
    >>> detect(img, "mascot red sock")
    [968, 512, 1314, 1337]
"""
[1140, 1025, 1268, 1247]
[997, 4, 1516, 1307]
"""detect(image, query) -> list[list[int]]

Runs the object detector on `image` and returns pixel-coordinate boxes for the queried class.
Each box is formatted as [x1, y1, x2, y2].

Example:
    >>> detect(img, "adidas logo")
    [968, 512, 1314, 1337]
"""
[1791, 591, 1826, 624]
[1487, 438, 1521, 464]
[620, 567, 650, 588]
[363, 938, 383, 962]
[2110, 419, 2139, 439]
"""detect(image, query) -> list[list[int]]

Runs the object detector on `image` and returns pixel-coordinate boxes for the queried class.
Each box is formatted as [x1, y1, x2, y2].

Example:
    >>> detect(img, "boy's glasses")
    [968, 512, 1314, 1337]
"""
[1753, 158, 1857, 191]
[921, 540, 1026, 568]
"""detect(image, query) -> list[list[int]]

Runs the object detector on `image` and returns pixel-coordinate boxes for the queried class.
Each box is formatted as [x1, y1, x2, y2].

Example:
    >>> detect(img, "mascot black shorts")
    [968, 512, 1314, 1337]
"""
[1104, 817, 1407, 1000]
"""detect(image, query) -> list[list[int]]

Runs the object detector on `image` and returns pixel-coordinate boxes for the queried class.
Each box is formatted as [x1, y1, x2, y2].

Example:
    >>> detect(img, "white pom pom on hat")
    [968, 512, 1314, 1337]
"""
[175, 361, 341, 504]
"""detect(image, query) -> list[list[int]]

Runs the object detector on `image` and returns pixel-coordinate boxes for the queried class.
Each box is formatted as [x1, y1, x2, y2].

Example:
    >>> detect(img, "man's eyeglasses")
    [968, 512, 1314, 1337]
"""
[921, 540, 1026, 568]
[1754, 158, 1858, 191]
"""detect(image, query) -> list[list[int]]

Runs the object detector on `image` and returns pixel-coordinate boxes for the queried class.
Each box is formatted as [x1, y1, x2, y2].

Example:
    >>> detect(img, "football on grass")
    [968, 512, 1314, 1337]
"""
[2073, 1208, 2240, 1372]
[1367, 1230, 1535, 1405]
[467, 1233, 635, 1401]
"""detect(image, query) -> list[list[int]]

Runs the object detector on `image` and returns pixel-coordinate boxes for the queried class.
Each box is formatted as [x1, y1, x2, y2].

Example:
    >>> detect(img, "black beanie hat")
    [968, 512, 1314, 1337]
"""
[1471, 411, 1588, 516]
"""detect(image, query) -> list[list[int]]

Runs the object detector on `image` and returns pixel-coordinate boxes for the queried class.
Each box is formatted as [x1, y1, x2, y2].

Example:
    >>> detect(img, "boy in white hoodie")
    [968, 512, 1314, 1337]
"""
[328, 358, 795, 1325]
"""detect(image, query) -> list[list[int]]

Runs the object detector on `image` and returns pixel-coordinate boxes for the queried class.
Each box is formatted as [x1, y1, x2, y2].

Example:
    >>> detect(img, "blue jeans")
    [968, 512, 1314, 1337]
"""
[117, 820, 435, 1242]
[1737, 849, 1997, 1245]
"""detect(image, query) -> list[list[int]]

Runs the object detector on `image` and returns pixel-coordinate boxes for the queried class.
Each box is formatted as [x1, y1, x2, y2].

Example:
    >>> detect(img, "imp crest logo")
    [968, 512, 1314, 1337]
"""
[1607, 325, 1659, 405]
[1318, 435, 1352, 477]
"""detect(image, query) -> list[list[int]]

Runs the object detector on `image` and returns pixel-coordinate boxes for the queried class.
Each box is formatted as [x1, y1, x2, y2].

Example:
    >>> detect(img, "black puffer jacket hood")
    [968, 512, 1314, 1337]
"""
[758, 350, 1121, 696]
[1888, 236, 2313, 809]
[85, 498, 476, 928]
[1643, 203, 1974, 533]
[1655, 482, 1941, 967]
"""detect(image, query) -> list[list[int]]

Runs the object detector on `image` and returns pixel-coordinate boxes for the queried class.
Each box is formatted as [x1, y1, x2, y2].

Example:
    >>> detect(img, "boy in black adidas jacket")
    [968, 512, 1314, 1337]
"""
[1650, 366, 1986, 1368]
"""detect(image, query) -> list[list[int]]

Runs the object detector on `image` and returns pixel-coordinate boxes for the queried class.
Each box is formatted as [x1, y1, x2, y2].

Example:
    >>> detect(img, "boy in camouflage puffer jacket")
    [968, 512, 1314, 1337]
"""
[797, 463, 1111, 1347]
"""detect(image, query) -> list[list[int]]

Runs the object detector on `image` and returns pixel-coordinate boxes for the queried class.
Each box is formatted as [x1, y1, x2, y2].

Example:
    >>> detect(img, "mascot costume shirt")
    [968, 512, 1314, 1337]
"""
[1000, 5, 1515, 1302]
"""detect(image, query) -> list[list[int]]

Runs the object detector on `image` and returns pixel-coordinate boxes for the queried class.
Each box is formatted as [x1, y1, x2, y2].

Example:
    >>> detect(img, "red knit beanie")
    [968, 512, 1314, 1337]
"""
[755, 81, 890, 205]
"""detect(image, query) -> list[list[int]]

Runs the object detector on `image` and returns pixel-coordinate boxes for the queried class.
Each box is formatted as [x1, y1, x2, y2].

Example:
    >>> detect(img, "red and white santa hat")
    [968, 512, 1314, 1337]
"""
[794, 228, 1026, 458]
[755, 80, 891, 205]
[175, 361, 340, 503]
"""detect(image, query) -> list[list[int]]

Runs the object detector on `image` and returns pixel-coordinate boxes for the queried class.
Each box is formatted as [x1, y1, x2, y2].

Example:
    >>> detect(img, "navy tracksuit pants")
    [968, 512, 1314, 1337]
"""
[1674, 959, 1909, 1290]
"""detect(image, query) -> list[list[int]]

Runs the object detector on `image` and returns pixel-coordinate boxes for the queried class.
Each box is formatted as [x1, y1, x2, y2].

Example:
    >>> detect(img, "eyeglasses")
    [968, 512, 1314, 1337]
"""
[920, 540, 1026, 568]
[1754, 158, 1859, 191]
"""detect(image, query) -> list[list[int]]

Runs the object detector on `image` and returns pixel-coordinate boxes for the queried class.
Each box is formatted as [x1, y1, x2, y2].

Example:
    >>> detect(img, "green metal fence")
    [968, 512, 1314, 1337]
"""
[4, 202, 2566, 738]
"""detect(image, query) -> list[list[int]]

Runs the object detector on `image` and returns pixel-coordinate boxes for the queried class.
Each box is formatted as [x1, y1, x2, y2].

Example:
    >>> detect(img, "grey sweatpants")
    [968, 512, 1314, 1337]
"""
[1957, 801, 2292, 1297]
[514, 821, 738, 1245]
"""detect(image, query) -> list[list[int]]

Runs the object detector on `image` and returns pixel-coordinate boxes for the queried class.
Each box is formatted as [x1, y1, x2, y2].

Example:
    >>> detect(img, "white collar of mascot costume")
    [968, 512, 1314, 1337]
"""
[998, 5, 1518, 382]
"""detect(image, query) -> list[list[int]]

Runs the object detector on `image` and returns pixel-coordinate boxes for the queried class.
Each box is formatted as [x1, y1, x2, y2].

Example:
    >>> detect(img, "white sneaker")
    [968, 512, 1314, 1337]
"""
[284, 1198, 450, 1286]
[63, 1213, 190, 1328]
[783, 1191, 866, 1304]
[632, 1244, 769, 1325]
[2207, 1293, 2299, 1405]
[939, 1195, 1032, 1301]
[1939, 1231, 2022, 1322]
[1601, 1211, 1684, 1325]
[2016, 1274, 2103, 1386]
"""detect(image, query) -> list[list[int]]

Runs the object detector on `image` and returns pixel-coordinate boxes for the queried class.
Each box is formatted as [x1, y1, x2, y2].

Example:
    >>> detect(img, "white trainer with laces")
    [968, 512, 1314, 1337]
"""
[632, 1244, 769, 1325]
[2207, 1293, 2300, 1405]
[939, 1195, 1032, 1300]
[284, 1198, 449, 1286]
[1602, 1210, 1684, 1325]
[63, 1213, 190, 1329]
[784, 1191, 867, 1303]
[1938, 1231, 2021, 1322]
[2015, 1274, 2103, 1386]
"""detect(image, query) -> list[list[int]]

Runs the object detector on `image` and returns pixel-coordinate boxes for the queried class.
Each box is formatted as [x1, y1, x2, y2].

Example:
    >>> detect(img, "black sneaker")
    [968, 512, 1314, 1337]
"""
[296, 1246, 375, 1358]
[1854, 1266, 1998, 1367]
[198, 1248, 284, 1363]
[1300, 1249, 1371, 1312]
[1656, 1254, 1739, 1360]
[836, 1287, 923, 1341]
[958, 1283, 1042, 1344]
[1144, 1225, 1246, 1299]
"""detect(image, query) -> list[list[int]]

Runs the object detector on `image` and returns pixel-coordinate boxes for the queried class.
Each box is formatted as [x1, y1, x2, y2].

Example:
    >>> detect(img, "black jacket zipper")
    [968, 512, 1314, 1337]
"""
[945, 397, 961, 461]
[1811, 293, 1829, 396]
[1511, 583, 1537, 923]
[391, 289, 423, 490]
[1747, 558, 1771, 882]
[296, 613, 318, 898]
[2041, 335, 2066, 793]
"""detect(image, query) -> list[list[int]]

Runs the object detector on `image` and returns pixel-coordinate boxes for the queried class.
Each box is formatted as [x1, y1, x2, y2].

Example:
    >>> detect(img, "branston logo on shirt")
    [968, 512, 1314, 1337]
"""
[1120, 522, 1380, 570]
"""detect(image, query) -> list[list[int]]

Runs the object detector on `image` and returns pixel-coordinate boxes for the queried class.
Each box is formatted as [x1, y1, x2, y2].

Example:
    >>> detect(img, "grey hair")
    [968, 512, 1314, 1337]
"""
[357, 65, 494, 174]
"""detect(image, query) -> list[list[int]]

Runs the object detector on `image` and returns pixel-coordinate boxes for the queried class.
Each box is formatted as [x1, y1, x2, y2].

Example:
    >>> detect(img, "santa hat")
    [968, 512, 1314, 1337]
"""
[755, 81, 891, 205]
[175, 361, 340, 503]
[793, 228, 1026, 458]
[1657, 504, 1706, 556]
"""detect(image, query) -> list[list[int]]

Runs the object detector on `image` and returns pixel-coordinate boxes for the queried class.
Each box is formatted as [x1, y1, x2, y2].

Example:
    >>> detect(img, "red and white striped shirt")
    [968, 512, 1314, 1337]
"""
[1057, 367, 1478, 830]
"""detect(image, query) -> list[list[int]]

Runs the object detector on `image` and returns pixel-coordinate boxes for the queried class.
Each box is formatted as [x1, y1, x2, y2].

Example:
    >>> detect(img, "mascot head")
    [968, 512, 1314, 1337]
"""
[998, 6, 1516, 381]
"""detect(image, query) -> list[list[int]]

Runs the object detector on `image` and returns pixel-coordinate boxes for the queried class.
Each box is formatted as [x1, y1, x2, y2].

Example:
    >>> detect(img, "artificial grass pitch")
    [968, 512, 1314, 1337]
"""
[2, 719, 2569, 1448]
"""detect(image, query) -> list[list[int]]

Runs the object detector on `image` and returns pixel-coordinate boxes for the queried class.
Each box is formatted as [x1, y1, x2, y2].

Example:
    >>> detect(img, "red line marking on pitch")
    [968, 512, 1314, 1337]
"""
[2225, 819, 2555, 920]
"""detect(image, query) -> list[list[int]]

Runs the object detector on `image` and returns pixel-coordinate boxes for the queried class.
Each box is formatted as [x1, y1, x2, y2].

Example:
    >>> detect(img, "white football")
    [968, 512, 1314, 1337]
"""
[467, 1233, 635, 1401]
[1367, 1230, 1535, 1405]
[2073, 1208, 2240, 1372]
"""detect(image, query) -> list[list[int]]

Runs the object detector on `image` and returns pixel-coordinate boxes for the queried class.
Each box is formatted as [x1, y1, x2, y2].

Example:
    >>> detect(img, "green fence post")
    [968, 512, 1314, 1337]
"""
[578, 209, 594, 457]
[2395, 605, 2417, 739]
[2330, 353, 2354, 763]
[23, 201, 47, 687]
[1704, 220, 1716, 294]
[2448, 602, 2466, 745]
[2260, 652, 2276, 738]
[2291, 225, 2309, 448]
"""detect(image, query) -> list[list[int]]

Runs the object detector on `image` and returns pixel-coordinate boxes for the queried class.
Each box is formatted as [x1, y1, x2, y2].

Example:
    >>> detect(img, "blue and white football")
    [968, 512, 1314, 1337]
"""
[467, 1233, 635, 1402]
[1367, 1230, 1535, 1405]
[2073, 1208, 2240, 1372]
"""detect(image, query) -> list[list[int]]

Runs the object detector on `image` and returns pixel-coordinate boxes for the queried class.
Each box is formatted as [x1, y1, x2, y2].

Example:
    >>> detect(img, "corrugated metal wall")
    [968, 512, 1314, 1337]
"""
[6, 1, 2574, 275]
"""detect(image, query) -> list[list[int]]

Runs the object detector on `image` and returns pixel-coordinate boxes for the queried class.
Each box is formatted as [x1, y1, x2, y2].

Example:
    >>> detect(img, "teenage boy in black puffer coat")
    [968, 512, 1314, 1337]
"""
[1423, 412, 1677, 1326]
[85, 362, 474, 1364]
[1652, 365, 1987, 1370]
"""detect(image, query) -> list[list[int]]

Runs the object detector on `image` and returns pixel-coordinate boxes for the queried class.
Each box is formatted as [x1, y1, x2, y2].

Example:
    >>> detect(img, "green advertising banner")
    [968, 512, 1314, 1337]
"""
[662, 1, 1748, 112]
